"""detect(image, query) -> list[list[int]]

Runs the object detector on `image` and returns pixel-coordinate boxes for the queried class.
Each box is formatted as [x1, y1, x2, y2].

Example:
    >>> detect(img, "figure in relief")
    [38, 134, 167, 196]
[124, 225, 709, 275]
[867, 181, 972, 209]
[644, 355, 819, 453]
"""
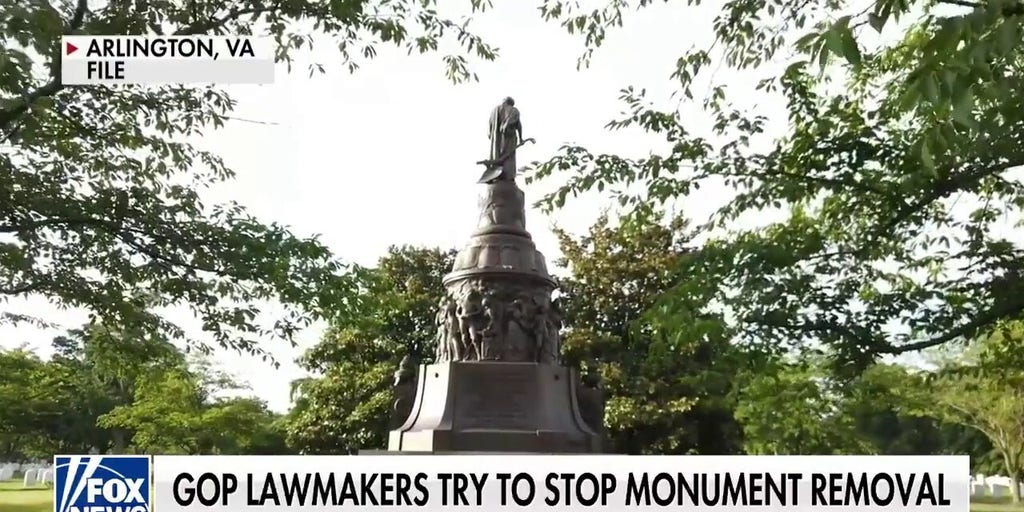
[435, 298, 463, 361]
[480, 292, 502, 359]
[505, 295, 533, 361]
[434, 279, 565, 364]
[434, 301, 450, 361]
[458, 290, 484, 360]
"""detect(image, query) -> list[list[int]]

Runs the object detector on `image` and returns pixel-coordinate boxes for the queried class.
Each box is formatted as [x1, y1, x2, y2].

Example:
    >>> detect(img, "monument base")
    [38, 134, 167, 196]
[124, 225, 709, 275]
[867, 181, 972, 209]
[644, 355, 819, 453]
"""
[388, 362, 601, 453]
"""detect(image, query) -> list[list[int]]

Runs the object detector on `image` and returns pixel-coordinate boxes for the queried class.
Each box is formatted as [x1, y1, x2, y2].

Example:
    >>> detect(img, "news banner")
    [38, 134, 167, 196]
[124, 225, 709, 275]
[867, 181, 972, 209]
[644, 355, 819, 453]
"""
[60, 35, 274, 85]
[54, 454, 968, 512]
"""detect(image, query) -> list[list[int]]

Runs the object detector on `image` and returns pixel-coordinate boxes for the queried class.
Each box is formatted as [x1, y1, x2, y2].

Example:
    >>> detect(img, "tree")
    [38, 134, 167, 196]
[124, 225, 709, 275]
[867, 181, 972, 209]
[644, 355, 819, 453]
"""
[1, 1, 496, 358]
[528, 0, 1024, 369]
[839, 363, 948, 456]
[734, 359, 875, 455]
[0, 347, 65, 459]
[97, 354, 288, 455]
[556, 205, 745, 454]
[47, 322, 184, 452]
[924, 322, 1024, 503]
[285, 246, 454, 453]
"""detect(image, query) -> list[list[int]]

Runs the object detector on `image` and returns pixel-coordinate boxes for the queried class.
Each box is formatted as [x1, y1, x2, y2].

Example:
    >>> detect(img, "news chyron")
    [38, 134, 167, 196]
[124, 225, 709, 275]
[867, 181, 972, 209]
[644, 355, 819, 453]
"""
[51, 454, 971, 512]
[54, 455, 151, 512]
[61, 36, 274, 85]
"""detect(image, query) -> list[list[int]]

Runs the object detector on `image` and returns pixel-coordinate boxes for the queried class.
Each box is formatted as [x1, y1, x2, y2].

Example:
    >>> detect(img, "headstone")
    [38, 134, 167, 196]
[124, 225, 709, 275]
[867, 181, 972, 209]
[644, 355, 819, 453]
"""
[385, 105, 603, 454]
[40, 469, 53, 484]
[23, 469, 37, 487]
[991, 484, 1008, 498]
[988, 475, 1012, 486]
[971, 483, 987, 497]
[0, 467, 12, 480]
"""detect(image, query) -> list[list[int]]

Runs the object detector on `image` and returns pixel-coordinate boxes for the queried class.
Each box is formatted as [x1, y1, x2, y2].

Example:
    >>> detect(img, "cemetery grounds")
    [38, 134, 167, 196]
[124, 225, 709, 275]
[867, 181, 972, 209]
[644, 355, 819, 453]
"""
[1, 477, 1022, 512]
[0, 478, 50, 512]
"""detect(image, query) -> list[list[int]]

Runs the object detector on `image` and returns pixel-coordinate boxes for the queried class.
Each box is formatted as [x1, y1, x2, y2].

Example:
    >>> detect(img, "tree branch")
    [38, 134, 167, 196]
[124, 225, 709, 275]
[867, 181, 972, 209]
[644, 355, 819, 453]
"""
[0, 0, 88, 131]
[937, 0, 983, 8]
[877, 158, 1024, 236]
[174, 7, 267, 36]
[66, 0, 89, 33]
[0, 280, 48, 295]
[880, 298, 1024, 354]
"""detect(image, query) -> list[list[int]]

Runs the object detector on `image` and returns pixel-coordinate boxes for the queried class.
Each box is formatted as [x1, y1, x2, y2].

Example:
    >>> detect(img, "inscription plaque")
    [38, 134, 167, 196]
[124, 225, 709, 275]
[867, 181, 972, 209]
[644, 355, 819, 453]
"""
[457, 368, 534, 429]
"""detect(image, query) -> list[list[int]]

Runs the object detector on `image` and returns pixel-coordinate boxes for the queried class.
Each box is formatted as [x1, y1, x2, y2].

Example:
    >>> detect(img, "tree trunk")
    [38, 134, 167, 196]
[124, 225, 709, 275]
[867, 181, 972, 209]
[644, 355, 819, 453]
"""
[1002, 452, 1020, 504]
[111, 430, 127, 454]
[1011, 474, 1020, 504]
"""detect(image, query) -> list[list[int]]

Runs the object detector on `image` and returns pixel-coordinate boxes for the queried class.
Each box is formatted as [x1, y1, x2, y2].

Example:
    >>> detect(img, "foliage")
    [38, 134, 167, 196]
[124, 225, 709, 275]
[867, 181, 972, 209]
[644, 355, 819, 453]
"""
[556, 205, 745, 454]
[734, 359, 998, 459]
[923, 322, 1024, 503]
[0, 0, 496, 359]
[841, 363, 951, 456]
[97, 360, 287, 455]
[529, 0, 1024, 370]
[285, 246, 454, 454]
[0, 348, 63, 458]
[734, 359, 875, 455]
[0, 322, 287, 457]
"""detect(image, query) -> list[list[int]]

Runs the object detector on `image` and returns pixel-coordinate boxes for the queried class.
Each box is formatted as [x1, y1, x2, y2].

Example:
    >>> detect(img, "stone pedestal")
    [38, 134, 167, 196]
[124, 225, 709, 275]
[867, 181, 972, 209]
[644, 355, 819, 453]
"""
[387, 179, 603, 453]
[389, 362, 599, 453]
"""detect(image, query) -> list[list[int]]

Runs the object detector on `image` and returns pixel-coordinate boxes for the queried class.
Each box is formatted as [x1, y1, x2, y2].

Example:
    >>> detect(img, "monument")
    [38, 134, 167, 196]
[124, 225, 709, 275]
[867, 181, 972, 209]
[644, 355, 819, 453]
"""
[387, 98, 604, 453]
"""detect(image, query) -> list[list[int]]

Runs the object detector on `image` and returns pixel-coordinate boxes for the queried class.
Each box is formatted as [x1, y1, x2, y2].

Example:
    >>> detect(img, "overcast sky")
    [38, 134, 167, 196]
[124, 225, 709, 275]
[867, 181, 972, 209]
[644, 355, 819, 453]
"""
[1, 1, 794, 412]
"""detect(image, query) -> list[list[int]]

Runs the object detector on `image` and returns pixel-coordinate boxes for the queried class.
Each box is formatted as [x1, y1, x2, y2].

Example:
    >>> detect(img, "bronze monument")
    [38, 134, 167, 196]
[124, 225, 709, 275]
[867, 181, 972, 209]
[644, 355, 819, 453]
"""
[387, 98, 603, 453]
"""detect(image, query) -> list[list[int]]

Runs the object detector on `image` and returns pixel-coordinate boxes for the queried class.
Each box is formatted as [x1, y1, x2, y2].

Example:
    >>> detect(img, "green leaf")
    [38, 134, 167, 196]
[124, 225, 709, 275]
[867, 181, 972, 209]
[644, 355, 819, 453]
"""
[840, 27, 862, 66]
[825, 25, 845, 57]
[996, 20, 1017, 55]
[795, 31, 821, 49]
[921, 73, 939, 103]
[951, 87, 976, 128]
[868, 13, 885, 33]
[920, 138, 935, 173]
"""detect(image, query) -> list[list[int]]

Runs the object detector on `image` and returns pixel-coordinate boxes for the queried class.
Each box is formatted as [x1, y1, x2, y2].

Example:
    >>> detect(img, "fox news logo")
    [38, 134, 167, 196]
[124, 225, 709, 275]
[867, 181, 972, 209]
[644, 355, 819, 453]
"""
[54, 456, 150, 512]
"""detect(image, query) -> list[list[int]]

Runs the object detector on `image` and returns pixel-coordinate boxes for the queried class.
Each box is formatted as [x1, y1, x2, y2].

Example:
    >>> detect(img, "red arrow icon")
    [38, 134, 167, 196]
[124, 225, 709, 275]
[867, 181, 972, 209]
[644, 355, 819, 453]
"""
[66, 42, 78, 55]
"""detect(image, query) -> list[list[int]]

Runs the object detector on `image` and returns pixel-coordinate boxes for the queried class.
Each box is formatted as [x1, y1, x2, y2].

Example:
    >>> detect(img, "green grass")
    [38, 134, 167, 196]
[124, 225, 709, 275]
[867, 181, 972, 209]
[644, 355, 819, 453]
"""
[0, 480, 52, 512]
[1, 478, 1022, 512]
[970, 495, 1024, 512]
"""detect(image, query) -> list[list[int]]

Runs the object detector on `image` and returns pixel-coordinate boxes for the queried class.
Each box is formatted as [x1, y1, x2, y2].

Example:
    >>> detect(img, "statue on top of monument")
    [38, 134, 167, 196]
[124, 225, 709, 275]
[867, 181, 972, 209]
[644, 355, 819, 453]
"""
[477, 96, 535, 184]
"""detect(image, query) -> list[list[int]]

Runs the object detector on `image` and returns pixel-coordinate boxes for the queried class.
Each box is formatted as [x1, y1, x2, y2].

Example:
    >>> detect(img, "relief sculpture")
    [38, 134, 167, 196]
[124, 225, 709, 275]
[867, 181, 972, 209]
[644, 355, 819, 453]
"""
[434, 277, 561, 364]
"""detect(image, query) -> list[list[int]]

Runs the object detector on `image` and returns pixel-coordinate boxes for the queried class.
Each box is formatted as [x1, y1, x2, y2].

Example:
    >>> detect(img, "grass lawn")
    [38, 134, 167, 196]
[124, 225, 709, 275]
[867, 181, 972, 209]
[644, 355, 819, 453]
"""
[0, 480, 51, 512]
[971, 496, 1024, 512]
[1, 478, 1022, 512]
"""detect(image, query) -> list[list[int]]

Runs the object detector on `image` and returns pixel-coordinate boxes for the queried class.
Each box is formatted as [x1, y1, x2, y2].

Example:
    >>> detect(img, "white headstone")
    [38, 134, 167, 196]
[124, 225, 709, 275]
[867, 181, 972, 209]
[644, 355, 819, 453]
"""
[0, 467, 12, 480]
[40, 469, 54, 484]
[22, 469, 37, 487]
[972, 483, 987, 497]
[991, 484, 1009, 498]
[988, 476, 1012, 487]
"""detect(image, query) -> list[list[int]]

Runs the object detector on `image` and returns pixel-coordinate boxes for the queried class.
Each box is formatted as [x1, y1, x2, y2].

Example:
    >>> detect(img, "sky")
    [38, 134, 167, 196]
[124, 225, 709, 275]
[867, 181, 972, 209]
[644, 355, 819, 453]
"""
[0, 1, 788, 412]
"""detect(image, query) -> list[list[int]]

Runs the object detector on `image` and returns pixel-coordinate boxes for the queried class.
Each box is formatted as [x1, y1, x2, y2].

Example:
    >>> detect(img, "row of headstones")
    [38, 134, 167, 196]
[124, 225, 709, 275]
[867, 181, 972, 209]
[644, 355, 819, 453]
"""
[23, 467, 55, 486]
[971, 474, 1022, 498]
[0, 465, 54, 486]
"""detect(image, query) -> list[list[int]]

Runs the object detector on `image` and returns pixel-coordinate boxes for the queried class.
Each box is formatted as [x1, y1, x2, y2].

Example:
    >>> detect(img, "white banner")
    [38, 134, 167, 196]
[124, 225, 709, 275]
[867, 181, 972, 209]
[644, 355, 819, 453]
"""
[61, 36, 274, 85]
[151, 455, 970, 512]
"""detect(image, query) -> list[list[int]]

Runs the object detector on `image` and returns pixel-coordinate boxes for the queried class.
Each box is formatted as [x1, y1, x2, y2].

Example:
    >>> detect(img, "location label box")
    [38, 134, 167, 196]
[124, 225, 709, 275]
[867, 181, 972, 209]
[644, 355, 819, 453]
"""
[61, 36, 275, 85]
